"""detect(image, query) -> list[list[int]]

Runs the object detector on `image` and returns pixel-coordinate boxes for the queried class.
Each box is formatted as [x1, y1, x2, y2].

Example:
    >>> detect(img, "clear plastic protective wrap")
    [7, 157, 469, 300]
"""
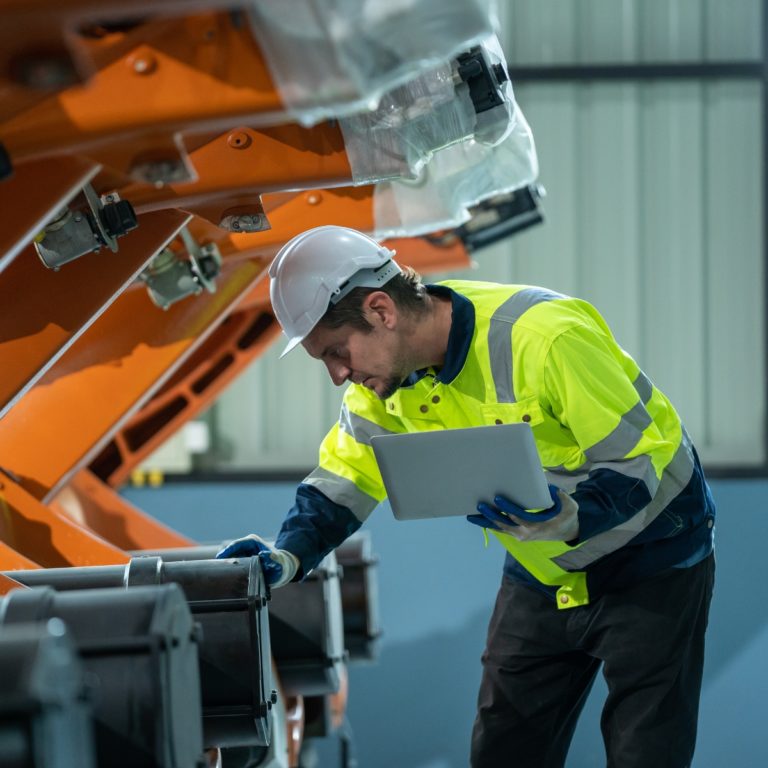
[470, 34, 518, 146]
[247, 0, 496, 125]
[339, 34, 517, 184]
[372, 101, 539, 239]
[338, 62, 477, 183]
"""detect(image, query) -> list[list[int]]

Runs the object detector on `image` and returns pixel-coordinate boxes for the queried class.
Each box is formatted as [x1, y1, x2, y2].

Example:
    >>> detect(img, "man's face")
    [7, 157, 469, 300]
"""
[302, 304, 411, 401]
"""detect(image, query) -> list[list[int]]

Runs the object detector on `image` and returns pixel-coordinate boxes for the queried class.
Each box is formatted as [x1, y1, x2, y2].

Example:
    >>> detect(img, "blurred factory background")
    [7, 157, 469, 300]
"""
[125, 2, 767, 767]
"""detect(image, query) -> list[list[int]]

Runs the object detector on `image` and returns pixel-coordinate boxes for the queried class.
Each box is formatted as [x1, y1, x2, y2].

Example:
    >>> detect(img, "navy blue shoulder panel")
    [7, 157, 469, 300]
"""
[572, 468, 653, 541]
[274, 483, 362, 579]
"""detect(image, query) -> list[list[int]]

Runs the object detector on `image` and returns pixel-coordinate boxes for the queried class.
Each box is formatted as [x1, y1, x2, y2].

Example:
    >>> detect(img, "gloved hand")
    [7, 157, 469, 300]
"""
[467, 484, 579, 543]
[216, 534, 299, 588]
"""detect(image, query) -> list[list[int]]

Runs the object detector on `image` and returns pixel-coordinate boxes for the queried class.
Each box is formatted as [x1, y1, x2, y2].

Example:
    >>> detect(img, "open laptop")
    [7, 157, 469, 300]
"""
[370, 423, 552, 521]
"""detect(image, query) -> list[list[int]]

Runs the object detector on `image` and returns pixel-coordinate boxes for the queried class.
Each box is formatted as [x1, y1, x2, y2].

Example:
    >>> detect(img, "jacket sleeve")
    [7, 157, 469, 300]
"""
[275, 385, 400, 578]
[541, 324, 684, 543]
[274, 482, 363, 579]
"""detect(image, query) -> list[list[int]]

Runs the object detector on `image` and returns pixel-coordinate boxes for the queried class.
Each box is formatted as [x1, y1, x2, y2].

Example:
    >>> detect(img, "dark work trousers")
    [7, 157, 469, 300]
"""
[470, 554, 715, 768]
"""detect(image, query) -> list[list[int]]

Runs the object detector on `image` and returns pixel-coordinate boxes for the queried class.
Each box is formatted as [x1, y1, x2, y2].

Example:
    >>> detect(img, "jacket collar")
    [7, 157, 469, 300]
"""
[400, 284, 474, 388]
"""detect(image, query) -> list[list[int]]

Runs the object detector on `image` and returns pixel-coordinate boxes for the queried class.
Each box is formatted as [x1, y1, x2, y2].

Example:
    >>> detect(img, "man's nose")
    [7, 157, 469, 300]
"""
[326, 360, 351, 386]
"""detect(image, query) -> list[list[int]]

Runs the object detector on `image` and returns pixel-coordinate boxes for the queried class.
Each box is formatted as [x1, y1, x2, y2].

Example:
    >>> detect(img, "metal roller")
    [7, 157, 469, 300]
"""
[0, 584, 203, 768]
[335, 532, 382, 663]
[268, 551, 346, 697]
[0, 619, 95, 768]
[6, 557, 274, 749]
[133, 531, 381, 662]
[133, 535, 383, 663]
[128, 545, 223, 562]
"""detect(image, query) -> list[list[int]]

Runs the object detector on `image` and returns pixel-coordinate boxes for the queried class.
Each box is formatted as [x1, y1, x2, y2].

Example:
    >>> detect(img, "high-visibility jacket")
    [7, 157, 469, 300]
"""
[275, 281, 715, 608]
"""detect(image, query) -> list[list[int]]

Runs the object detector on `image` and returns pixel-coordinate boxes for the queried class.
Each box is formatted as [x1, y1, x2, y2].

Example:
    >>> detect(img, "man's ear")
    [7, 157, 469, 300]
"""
[362, 291, 397, 329]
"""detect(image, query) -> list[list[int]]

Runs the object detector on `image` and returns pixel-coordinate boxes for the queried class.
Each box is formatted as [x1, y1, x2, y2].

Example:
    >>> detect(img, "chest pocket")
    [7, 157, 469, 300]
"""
[480, 396, 544, 428]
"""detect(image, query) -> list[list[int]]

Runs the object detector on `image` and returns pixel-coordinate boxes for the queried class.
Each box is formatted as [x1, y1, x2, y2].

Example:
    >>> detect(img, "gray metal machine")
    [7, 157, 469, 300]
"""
[0, 584, 204, 768]
[7, 556, 274, 749]
[0, 619, 95, 768]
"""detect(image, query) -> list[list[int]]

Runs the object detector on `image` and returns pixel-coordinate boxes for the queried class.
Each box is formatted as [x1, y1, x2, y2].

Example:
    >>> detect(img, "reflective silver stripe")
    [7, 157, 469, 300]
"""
[546, 372, 656, 477]
[339, 403, 397, 446]
[633, 370, 654, 404]
[303, 466, 379, 522]
[553, 432, 695, 571]
[584, 401, 652, 463]
[488, 288, 562, 403]
[545, 454, 660, 497]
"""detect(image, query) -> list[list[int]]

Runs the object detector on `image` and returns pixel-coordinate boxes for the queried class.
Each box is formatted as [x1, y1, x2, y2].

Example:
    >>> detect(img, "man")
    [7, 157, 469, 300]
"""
[218, 224, 715, 768]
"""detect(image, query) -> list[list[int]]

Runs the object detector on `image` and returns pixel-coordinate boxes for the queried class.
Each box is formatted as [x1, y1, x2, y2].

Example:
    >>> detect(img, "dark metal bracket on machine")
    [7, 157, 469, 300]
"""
[455, 45, 509, 114]
[456, 184, 546, 251]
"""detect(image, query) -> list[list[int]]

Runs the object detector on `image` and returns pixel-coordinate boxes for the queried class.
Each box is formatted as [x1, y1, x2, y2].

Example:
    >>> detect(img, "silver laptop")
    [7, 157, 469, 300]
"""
[370, 423, 552, 521]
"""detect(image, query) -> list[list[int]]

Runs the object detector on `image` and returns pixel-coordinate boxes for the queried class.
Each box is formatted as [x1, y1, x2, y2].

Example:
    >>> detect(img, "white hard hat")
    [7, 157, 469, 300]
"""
[269, 225, 401, 357]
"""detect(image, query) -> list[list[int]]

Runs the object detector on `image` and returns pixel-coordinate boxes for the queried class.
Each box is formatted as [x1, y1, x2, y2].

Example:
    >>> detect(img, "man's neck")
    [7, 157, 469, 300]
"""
[407, 293, 453, 370]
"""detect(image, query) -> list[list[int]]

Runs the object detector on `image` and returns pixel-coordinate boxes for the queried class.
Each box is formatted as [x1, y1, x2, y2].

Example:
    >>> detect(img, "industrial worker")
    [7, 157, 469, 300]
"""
[218, 225, 716, 768]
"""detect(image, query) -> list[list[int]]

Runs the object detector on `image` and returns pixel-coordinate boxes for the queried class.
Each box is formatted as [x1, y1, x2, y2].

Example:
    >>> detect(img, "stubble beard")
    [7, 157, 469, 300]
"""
[378, 376, 402, 401]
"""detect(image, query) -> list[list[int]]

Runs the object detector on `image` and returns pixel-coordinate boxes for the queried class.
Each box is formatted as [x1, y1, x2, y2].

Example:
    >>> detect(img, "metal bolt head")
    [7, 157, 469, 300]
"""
[227, 131, 251, 150]
[130, 158, 192, 186]
[219, 212, 268, 233]
[130, 53, 157, 75]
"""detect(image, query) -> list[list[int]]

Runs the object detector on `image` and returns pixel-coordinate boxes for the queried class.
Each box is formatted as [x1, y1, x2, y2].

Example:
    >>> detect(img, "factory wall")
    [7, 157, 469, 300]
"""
[124, 478, 768, 767]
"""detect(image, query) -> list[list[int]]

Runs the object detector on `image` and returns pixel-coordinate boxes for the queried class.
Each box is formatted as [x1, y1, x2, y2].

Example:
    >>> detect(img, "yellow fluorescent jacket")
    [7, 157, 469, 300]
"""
[302, 281, 697, 609]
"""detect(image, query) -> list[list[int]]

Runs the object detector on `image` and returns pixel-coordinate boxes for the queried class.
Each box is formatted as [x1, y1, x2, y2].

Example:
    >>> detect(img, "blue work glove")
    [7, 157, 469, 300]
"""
[216, 534, 299, 588]
[467, 484, 579, 542]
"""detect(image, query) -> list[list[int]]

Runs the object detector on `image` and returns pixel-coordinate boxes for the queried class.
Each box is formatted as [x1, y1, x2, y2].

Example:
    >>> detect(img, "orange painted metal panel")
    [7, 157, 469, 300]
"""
[285, 695, 305, 768]
[215, 187, 473, 272]
[0, 573, 26, 595]
[0, 475, 128, 566]
[1, 14, 286, 167]
[126, 123, 353, 217]
[264, 187, 378, 245]
[176, 187, 379, 273]
[0, 540, 40, 570]
[0, 156, 99, 272]
[91, 305, 282, 486]
[0, 257, 266, 503]
[391, 234, 473, 274]
[0, 209, 190, 419]
[0, 9, 284, 138]
[51, 469, 194, 550]
[236, 275, 272, 312]
[0, 0, 246, 12]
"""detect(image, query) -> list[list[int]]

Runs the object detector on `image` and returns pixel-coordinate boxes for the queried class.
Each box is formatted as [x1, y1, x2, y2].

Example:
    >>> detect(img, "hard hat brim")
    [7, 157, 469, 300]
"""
[279, 334, 305, 359]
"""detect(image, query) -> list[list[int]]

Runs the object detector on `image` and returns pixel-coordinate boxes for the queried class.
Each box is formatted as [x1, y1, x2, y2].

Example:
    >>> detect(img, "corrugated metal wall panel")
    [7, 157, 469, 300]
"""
[459, 81, 764, 467]
[505, 0, 761, 64]
[702, 81, 764, 464]
[704, 0, 763, 60]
